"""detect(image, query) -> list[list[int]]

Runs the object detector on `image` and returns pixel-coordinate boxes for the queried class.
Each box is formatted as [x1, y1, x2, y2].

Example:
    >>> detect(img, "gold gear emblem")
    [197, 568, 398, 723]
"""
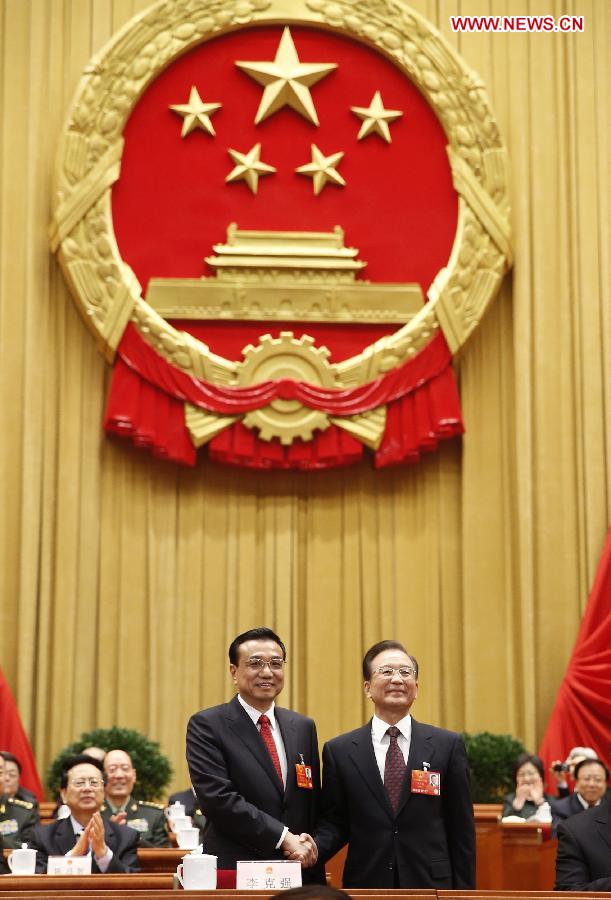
[236, 332, 336, 444]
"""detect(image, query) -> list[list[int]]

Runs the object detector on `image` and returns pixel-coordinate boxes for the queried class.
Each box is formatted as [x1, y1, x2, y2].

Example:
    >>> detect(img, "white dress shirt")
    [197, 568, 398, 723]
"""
[237, 694, 288, 847]
[371, 713, 412, 781]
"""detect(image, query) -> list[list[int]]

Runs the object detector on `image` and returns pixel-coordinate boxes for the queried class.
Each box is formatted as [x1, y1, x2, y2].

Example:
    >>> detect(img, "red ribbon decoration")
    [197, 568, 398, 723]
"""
[104, 324, 463, 468]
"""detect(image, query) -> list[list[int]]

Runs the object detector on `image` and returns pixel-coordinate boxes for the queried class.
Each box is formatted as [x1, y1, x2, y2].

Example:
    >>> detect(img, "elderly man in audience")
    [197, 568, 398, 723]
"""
[0, 752, 38, 847]
[100, 749, 169, 847]
[550, 746, 598, 798]
[552, 757, 609, 835]
[1, 751, 39, 812]
[555, 801, 611, 890]
[28, 754, 139, 873]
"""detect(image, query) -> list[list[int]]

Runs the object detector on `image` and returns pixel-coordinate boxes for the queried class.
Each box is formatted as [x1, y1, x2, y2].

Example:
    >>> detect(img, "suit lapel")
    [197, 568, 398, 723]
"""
[347, 722, 395, 820]
[595, 803, 611, 852]
[54, 818, 79, 856]
[396, 718, 433, 814]
[276, 708, 297, 800]
[225, 697, 283, 797]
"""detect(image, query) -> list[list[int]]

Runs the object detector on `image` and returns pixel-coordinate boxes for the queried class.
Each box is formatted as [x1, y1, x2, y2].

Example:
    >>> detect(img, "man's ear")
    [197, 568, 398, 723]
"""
[363, 680, 372, 701]
[60, 790, 67, 805]
[229, 663, 238, 685]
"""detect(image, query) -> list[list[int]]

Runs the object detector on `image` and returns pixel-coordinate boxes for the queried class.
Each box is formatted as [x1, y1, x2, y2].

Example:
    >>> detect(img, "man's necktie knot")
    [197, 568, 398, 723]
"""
[258, 714, 283, 785]
[384, 725, 406, 814]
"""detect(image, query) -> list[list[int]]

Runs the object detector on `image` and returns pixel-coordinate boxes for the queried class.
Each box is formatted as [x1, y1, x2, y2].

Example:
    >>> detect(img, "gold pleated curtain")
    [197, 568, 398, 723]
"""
[0, 0, 609, 793]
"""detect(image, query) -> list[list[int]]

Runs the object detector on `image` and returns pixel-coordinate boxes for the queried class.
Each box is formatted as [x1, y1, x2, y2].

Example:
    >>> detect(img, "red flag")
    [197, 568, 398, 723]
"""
[539, 527, 611, 789]
[0, 668, 43, 800]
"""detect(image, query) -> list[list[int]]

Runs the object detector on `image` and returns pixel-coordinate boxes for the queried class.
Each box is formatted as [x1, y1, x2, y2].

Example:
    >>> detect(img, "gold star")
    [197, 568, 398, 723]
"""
[236, 27, 336, 126]
[225, 143, 276, 194]
[170, 86, 221, 137]
[296, 144, 346, 195]
[351, 90, 403, 143]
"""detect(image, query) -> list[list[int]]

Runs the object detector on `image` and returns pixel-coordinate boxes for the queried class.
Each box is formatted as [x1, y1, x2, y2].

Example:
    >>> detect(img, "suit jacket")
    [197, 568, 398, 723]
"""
[28, 816, 140, 873]
[555, 801, 611, 890]
[186, 695, 323, 881]
[314, 718, 476, 889]
[551, 791, 593, 835]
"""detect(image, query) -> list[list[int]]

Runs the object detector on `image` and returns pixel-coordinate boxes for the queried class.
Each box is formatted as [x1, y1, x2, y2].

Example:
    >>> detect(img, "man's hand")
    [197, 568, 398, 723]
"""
[86, 812, 109, 858]
[70, 829, 90, 857]
[298, 833, 318, 866]
[110, 811, 127, 826]
[281, 831, 318, 867]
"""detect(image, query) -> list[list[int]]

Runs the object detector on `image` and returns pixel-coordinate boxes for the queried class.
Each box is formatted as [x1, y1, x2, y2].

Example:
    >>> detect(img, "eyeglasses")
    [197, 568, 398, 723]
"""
[373, 666, 416, 680]
[70, 778, 104, 788]
[244, 657, 285, 671]
[105, 764, 133, 775]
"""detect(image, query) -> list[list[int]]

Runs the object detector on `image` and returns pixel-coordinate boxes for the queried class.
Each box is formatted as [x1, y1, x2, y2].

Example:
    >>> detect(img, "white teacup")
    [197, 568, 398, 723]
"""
[177, 853, 217, 890]
[165, 800, 185, 824]
[8, 847, 36, 875]
[176, 827, 200, 849]
[171, 814, 192, 832]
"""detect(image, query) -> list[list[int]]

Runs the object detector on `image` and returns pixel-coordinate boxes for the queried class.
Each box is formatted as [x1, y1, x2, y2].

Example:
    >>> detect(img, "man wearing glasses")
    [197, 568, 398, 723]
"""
[312, 640, 475, 888]
[186, 627, 322, 880]
[28, 755, 139, 873]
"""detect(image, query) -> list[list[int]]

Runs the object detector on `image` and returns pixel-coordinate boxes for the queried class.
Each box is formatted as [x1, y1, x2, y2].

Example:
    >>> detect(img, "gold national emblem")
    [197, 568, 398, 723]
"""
[50, 0, 511, 468]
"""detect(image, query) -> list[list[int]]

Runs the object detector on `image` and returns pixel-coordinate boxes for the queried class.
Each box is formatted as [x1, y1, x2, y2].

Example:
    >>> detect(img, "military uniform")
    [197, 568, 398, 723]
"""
[101, 797, 169, 847]
[0, 795, 38, 848]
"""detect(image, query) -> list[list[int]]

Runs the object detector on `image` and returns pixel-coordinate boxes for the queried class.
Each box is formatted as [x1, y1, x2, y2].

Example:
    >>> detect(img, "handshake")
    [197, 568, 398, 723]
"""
[281, 831, 318, 868]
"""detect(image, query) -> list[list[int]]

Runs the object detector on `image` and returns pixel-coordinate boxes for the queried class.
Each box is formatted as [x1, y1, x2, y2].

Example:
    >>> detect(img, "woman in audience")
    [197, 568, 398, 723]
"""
[502, 753, 555, 820]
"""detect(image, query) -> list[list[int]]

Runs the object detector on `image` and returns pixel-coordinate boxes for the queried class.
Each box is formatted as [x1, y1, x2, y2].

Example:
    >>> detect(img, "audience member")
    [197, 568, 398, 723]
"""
[1, 751, 39, 812]
[0, 753, 37, 848]
[101, 749, 169, 847]
[552, 758, 609, 835]
[28, 754, 139, 873]
[550, 746, 597, 798]
[502, 753, 554, 821]
[81, 746, 106, 762]
[555, 802, 611, 890]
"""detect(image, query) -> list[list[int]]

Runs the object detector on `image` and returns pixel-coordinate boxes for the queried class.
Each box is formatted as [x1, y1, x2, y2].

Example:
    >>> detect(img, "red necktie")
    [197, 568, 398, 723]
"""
[384, 726, 406, 813]
[258, 714, 283, 785]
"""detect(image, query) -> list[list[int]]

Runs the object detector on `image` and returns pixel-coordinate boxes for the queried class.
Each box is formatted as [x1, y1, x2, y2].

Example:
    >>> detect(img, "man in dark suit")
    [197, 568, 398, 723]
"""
[186, 627, 322, 879]
[555, 799, 611, 890]
[312, 640, 475, 888]
[552, 758, 609, 835]
[28, 754, 139, 873]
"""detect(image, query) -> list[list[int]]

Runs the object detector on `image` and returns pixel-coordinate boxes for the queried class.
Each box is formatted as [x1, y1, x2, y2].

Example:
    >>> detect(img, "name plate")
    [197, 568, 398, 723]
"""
[47, 855, 92, 875]
[236, 859, 302, 890]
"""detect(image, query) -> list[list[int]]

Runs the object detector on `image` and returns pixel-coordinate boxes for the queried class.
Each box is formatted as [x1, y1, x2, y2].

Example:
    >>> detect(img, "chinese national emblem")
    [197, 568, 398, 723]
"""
[51, 0, 512, 470]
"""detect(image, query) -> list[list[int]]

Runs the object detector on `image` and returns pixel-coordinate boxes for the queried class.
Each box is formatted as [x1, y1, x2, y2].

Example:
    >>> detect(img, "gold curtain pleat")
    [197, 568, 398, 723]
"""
[0, 0, 609, 794]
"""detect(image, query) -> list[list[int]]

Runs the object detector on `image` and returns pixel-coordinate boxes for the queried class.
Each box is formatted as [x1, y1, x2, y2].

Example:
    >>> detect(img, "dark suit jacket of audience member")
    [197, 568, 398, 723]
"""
[28, 817, 140, 873]
[551, 791, 594, 835]
[555, 800, 611, 890]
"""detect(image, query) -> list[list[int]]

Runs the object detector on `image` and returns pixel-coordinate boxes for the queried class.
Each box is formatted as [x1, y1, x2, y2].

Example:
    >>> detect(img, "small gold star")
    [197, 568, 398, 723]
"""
[351, 90, 403, 143]
[236, 27, 337, 126]
[296, 144, 346, 195]
[225, 143, 276, 194]
[170, 86, 221, 137]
